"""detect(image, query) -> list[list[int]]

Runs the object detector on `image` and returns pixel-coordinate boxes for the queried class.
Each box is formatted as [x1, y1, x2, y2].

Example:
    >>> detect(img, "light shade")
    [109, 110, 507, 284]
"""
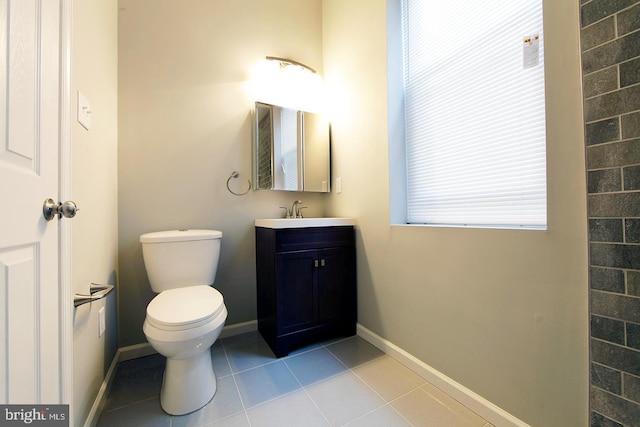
[251, 57, 324, 113]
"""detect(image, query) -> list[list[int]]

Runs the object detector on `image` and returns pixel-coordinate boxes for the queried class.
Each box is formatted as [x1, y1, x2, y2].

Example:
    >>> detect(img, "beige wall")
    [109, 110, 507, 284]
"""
[71, 0, 119, 425]
[323, 1, 589, 426]
[116, 0, 589, 424]
[117, 0, 326, 346]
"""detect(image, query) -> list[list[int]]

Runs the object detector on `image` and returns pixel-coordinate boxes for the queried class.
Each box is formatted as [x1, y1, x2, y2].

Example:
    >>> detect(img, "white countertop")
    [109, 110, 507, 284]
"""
[254, 217, 357, 229]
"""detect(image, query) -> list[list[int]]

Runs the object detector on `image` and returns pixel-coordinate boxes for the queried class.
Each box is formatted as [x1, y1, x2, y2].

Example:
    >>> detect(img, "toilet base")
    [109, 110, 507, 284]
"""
[160, 350, 216, 415]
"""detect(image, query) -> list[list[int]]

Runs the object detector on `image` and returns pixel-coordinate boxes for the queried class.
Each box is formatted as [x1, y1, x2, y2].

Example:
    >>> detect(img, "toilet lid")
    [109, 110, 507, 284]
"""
[146, 285, 224, 328]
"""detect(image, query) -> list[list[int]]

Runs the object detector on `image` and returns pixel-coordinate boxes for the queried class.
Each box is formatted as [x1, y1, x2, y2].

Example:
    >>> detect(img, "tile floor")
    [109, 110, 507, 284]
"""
[97, 332, 494, 427]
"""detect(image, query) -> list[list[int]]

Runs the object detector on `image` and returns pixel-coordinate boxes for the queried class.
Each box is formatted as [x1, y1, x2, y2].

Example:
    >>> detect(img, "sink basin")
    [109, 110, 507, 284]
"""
[255, 217, 356, 229]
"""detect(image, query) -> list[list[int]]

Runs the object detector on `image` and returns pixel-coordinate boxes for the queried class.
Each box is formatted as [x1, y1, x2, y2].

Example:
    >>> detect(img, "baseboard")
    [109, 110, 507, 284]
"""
[356, 324, 530, 427]
[117, 342, 156, 362]
[82, 320, 258, 427]
[219, 319, 258, 338]
[85, 321, 526, 426]
[82, 348, 121, 427]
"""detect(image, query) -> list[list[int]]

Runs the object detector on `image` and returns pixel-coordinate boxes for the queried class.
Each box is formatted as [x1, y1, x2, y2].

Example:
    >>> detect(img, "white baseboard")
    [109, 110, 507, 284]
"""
[82, 348, 120, 427]
[82, 320, 258, 427]
[219, 320, 258, 338]
[86, 321, 524, 426]
[118, 342, 157, 362]
[356, 324, 530, 427]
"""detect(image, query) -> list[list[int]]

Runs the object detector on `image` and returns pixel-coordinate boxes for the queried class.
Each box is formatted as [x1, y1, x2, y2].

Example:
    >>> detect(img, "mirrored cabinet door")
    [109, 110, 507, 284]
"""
[254, 102, 330, 193]
[301, 111, 330, 192]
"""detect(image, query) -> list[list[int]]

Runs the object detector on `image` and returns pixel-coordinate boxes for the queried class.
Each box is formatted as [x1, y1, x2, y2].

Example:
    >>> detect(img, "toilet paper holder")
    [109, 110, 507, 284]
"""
[74, 283, 115, 307]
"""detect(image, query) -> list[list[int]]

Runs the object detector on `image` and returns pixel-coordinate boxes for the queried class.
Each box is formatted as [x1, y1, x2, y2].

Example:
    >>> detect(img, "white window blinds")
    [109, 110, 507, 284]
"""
[402, 0, 547, 228]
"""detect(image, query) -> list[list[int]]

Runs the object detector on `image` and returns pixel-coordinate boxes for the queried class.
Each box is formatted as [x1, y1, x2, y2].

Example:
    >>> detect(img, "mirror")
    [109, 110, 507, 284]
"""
[254, 102, 330, 192]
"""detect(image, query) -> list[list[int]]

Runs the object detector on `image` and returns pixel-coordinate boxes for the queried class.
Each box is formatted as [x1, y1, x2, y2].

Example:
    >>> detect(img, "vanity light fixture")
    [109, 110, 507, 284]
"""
[265, 56, 316, 74]
[252, 56, 324, 113]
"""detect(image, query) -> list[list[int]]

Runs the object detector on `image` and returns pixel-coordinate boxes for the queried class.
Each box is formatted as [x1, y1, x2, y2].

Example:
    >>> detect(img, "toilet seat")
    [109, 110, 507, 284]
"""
[146, 285, 224, 331]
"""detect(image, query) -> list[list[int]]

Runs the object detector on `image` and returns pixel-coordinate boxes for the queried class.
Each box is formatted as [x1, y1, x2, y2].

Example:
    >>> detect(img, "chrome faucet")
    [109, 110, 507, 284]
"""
[291, 200, 303, 218]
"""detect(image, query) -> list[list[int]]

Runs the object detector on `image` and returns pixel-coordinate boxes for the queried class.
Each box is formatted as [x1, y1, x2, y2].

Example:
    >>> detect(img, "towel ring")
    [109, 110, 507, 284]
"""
[226, 171, 251, 196]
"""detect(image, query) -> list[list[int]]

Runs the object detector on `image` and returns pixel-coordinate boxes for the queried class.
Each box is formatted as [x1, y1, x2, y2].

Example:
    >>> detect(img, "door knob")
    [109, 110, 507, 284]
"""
[43, 198, 79, 221]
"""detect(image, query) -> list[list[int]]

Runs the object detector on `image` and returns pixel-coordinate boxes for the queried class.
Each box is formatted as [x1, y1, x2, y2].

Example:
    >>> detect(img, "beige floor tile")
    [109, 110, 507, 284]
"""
[353, 355, 426, 401]
[306, 371, 386, 425]
[420, 382, 487, 426]
[391, 388, 480, 426]
[345, 404, 412, 427]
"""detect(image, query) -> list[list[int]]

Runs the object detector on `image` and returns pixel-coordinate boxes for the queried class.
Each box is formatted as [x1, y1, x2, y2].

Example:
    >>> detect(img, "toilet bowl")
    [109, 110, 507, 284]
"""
[143, 285, 227, 415]
[140, 229, 227, 415]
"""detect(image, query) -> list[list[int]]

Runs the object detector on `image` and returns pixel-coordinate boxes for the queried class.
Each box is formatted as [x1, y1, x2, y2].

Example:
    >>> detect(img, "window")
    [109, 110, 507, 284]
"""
[401, 0, 547, 228]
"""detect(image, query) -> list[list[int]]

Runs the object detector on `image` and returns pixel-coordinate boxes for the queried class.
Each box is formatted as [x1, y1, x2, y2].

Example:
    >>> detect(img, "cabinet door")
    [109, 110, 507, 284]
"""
[276, 250, 317, 334]
[317, 247, 356, 324]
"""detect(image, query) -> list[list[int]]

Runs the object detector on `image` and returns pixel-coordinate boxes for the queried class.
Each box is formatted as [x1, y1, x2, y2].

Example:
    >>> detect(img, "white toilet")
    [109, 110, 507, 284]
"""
[140, 229, 227, 415]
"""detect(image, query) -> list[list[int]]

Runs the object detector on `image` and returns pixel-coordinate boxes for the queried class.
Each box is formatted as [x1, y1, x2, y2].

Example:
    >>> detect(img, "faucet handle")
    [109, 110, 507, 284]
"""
[297, 206, 307, 218]
[279, 207, 291, 218]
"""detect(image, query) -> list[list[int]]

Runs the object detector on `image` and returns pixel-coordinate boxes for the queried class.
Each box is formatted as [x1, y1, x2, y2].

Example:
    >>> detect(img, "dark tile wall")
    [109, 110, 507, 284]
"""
[581, 1, 640, 425]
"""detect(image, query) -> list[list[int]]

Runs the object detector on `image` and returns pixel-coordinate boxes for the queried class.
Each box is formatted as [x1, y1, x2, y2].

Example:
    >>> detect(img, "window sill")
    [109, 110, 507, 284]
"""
[391, 223, 547, 231]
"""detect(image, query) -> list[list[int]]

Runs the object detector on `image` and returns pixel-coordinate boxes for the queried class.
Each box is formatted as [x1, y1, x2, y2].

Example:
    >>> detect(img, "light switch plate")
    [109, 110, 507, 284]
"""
[77, 90, 91, 130]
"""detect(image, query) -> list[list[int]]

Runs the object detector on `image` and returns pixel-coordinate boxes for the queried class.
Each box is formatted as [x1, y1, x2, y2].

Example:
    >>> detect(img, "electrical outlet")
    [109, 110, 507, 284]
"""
[336, 177, 342, 194]
[98, 307, 106, 337]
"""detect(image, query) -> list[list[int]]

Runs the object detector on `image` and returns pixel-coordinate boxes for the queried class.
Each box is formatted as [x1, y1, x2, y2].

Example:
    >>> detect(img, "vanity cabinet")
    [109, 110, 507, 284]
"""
[256, 226, 356, 357]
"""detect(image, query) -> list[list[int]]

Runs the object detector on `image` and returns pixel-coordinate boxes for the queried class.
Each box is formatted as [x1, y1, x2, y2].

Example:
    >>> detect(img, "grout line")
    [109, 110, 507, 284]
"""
[228, 358, 281, 376]
[102, 395, 159, 414]
[339, 352, 421, 425]
[100, 332, 494, 426]
[342, 367, 424, 427]
[227, 357, 248, 412]
[580, 16, 640, 43]
[281, 357, 333, 426]
[583, 81, 640, 102]
[243, 411, 252, 427]
[584, 108, 640, 126]
[214, 345, 257, 426]
[342, 402, 412, 427]
[245, 389, 301, 410]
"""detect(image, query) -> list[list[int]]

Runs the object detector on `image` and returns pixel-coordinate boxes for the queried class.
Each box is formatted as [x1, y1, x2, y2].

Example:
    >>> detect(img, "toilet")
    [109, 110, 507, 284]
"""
[140, 229, 227, 415]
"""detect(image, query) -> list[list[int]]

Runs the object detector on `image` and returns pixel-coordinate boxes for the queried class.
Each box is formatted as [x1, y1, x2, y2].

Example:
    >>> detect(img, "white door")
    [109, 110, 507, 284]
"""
[0, 0, 65, 404]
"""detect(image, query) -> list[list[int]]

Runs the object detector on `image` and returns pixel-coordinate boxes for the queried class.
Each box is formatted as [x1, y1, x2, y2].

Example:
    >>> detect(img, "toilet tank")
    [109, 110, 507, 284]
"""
[140, 229, 223, 293]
